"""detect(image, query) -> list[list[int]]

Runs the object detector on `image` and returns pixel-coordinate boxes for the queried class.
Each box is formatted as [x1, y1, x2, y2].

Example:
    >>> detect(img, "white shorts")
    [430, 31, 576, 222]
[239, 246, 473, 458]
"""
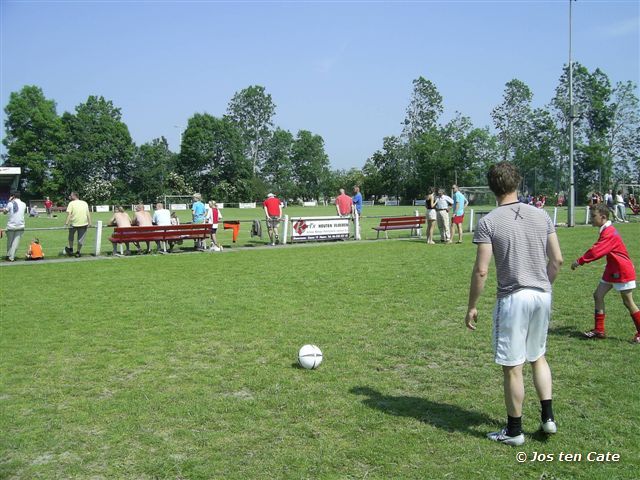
[492, 289, 552, 366]
[427, 209, 437, 221]
[600, 279, 636, 291]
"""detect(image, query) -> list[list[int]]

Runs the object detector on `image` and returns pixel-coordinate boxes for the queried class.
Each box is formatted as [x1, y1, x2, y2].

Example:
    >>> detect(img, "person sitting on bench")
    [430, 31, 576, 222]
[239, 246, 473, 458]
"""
[109, 206, 133, 256]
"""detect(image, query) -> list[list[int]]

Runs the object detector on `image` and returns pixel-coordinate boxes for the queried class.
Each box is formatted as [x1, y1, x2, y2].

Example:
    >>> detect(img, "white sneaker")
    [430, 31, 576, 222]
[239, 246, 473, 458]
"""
[541, 419, 557, 434]
[487, 428, 525, 446]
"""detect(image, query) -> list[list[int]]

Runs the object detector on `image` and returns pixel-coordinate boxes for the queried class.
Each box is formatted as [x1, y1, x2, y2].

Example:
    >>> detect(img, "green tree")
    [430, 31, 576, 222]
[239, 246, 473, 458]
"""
[61, 95, 135, 200]
[178, 113, 251, 201]
[491, 79, 533, 163]
[520, 108, 561, 195]
[263, 128, 295, 199]
[226, 85, 276, 176]
[553, 64, 614, 200]
[402, 76, 443, 142]
[130, 137, 176, 203]
[2, 85, 65, 199]
[607, 81, 640, 184]
[291, 130, 331, 200]
[329, 168, 365, 196]
[365, 136, 404, 201]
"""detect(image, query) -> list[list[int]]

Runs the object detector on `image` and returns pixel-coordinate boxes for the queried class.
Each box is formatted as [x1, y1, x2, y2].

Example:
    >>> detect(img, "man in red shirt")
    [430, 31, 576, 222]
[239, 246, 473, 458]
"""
[571, 204, 640, 343]
[335, 188, 353, 217]
[44, 197, 53, 217]
[263, 193, 282, 246]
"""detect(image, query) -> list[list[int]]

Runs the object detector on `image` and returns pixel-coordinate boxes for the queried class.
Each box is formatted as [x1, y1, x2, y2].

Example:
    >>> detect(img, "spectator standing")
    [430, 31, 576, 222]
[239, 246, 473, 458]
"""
[451, 185, 468, 244]
[434, 189, 454, 243]
[64, 192, 91, 258]
[205, 200, 222, 251]
[44, 196, 53, 217]
[2, 191, 27, 262]
[604, 189, 620, 221]
[465, 161, 563, 446]
[615, 190, 628, 223]
[425, 187, 437, 244]
[263, 193, 282, 246]
[629, 194, 639, 215]
[335, 188, 353, 217]
[108, 206, 133, 256]
[191, 193, 206, 250]
[352, 186, 363, 217]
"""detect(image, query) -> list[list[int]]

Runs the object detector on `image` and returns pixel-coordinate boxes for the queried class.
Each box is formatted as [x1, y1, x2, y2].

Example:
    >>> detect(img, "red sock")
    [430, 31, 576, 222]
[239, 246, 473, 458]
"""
[632, 310, 640, 333]
[594, 312, 606, 332]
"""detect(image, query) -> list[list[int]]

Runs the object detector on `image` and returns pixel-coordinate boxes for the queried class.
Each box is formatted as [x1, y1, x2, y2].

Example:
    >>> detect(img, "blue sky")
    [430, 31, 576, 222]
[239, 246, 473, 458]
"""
[1, 1, 638, 170]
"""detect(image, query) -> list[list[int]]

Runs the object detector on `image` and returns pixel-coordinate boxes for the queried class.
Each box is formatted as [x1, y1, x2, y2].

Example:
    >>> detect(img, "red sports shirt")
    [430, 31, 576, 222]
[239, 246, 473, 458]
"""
[263, 197, 281, 217]
[577, 223, 636, 283]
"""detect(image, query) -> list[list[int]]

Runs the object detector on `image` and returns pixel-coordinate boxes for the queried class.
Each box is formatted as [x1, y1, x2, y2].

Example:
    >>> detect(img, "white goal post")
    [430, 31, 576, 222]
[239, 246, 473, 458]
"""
[457, 186, 495, 206]
[164, 195, 193, 211]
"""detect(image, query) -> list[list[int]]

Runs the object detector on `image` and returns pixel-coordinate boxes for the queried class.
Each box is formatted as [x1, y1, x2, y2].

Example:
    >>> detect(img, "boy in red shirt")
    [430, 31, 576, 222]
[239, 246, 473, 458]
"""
[571, 204, 640, 343]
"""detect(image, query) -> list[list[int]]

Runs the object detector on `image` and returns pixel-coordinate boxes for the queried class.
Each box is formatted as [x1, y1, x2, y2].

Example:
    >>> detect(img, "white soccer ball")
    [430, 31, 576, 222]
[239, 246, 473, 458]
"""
[298, 344, 323, 370]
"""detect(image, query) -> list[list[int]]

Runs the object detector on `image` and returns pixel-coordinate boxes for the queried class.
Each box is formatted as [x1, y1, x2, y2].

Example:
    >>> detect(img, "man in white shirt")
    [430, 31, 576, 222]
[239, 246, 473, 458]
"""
[2, 191, 27, 262]
[152, 203, 171, 226]
[152, 203, 172, 253]
[435, 189, 454, 243]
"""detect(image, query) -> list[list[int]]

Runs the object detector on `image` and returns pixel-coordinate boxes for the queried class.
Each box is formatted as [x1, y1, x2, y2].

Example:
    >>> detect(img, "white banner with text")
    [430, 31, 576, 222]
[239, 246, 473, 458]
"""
[290, 216, 350, 242]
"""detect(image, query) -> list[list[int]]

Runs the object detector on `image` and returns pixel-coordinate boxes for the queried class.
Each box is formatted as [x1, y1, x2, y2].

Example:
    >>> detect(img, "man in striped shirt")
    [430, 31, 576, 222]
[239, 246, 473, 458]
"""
[465, 162, 564, 446]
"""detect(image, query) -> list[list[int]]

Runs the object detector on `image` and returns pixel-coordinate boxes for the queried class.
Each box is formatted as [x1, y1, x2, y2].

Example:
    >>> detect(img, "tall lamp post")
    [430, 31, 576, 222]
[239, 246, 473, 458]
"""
[567, 0, 576, 227]
[174, 124, 185, 153]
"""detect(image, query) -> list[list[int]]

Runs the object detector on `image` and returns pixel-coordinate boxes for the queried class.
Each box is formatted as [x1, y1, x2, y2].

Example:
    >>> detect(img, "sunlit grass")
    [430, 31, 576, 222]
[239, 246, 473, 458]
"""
[1, 223, 638, 478]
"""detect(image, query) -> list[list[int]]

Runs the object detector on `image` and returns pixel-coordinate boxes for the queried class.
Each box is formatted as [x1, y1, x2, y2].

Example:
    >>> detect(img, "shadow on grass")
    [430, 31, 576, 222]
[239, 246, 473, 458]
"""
[350, 386, 493, 440]
[547, 325, 588, 339]
[548, 326, 631, 344]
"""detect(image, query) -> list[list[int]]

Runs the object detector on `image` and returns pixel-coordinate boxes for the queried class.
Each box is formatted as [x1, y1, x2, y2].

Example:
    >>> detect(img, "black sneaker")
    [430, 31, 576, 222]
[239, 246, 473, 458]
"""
[65, 247, 73, 256]
[74, 252, 82, 258]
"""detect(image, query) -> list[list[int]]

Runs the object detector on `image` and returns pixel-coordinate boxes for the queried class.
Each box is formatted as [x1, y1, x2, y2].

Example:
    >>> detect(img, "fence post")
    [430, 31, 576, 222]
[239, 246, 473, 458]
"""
[585, 206, 590, 225]
[282, 215, 288, 245]
[95, 221, 102, 256]
[553, 207, 558, 226]
[469, 209, 475, 233]
[414, 210, 422, 238]
[354, 212, 361, 240]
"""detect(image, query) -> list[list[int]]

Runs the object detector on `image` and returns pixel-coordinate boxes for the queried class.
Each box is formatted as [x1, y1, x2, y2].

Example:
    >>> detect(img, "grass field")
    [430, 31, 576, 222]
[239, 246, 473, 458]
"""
[1, 215, 639, 479]
[0, 204, 616, 260]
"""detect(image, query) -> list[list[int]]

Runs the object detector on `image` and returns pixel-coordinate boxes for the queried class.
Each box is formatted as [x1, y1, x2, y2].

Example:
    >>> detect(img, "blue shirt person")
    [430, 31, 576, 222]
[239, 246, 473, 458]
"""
[191, 193, 206, 224]
[352, 186, 363, 215]
[451, 185, 468, 243]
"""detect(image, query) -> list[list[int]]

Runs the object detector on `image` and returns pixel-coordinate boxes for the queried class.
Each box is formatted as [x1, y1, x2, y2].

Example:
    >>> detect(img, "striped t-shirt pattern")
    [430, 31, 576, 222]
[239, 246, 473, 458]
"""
[473, 202, 555, 299]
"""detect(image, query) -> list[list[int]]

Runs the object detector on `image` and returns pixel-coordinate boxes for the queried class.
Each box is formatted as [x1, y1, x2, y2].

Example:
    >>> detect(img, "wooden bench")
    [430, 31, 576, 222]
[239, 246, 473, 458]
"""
[372, 216, 426, 239]
[109, 224, 212, 253]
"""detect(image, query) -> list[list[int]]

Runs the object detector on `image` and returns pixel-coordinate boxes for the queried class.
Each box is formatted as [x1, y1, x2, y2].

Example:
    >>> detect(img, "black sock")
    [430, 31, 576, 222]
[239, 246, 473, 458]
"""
[541, 399, 554, 422]
[506, 415, 522, 436]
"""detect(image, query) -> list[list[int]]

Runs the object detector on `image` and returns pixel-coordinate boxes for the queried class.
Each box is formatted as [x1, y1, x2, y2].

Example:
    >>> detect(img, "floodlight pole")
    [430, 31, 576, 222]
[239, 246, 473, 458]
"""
[174, 125, 185, 152]
[567, 0, 576, 227]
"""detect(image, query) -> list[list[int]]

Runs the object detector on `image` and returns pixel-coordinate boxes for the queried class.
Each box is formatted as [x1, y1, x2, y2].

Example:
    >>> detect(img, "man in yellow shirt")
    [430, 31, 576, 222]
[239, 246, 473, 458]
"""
[64, 192, 91, 257]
